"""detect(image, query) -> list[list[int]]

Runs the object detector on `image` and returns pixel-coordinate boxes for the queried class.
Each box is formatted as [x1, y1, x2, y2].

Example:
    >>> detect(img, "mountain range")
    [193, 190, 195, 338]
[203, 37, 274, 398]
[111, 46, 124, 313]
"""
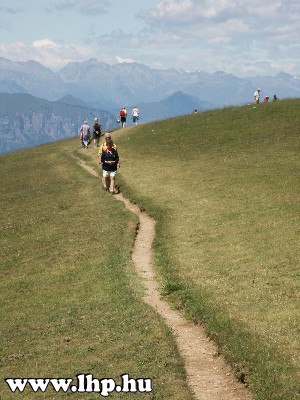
[1, 57, 300, 153]
[0, 93, 116, 154]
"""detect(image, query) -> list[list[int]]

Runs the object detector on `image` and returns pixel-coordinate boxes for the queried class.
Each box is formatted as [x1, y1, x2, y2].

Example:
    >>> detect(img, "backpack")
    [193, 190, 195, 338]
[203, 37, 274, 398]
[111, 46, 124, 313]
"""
[120, 109, 125, 117]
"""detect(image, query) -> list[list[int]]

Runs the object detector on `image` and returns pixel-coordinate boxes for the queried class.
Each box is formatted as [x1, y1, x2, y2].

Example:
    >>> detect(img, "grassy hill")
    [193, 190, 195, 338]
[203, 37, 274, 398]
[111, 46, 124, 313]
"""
[107, 99, 300, 399]
[1, 98, 299, 399]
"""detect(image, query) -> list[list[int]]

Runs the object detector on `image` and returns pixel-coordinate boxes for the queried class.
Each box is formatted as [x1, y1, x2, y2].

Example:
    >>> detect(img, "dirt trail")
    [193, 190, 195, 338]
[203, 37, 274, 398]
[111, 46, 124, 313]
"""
[75, 156, 252, 400]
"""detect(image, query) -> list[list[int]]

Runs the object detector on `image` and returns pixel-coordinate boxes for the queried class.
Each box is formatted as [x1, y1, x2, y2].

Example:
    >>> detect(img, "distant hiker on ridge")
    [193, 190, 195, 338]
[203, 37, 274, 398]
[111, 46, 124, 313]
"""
[253, 88, 261, 104]
[80, 120, 90, 149]
[119, 107, 127, 128]
[131, 105, 140, 125]
[92, 117, 102, 147]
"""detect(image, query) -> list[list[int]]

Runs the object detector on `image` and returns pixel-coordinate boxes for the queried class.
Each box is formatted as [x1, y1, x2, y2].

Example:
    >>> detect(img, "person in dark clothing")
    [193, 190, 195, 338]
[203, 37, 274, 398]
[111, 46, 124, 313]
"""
[100, 138, 119, 194]
[92, 117, 102, 147]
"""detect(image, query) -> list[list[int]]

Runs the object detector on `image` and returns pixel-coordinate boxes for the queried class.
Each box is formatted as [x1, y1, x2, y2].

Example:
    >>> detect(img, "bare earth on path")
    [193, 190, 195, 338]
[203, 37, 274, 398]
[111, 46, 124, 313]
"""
[75, 156, 252, 400]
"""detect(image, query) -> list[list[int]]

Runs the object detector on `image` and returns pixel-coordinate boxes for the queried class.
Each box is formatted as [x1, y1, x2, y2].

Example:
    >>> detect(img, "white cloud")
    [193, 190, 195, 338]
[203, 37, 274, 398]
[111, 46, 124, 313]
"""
[142, 0, 300, 39]
[1, 0, 300, 77]
[135, 0, 300, 76]
[143, 0, 246, 24]
[0, 39, 94, 70]
[115, 56, 136, 64]
[33, 39, 59, 48]
[145, 0, 194, 21]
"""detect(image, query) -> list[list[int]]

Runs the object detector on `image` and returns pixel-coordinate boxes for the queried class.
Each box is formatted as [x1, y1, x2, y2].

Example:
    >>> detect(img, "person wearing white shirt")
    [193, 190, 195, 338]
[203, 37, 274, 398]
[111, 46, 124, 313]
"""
[253, 89, 261, 104]
[132, 106, 140, 125]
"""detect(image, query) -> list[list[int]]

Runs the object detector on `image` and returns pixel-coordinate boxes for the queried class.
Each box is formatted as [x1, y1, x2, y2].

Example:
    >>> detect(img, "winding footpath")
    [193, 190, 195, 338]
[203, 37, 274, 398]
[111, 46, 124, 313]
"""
[75, 155, 252, 400]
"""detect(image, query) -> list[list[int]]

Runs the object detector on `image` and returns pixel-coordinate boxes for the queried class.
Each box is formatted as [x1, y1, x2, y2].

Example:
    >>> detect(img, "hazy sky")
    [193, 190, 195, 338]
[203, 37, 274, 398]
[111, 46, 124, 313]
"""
[1, 0, 300, 77]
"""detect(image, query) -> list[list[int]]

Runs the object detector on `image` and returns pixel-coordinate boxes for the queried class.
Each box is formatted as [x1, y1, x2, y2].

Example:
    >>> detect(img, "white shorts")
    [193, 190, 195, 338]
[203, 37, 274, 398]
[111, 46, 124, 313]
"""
[103, 170, 117, 177]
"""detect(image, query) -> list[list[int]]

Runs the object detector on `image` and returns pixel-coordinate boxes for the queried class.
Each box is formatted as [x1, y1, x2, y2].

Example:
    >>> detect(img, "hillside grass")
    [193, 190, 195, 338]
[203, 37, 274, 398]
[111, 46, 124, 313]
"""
[91, 99, 299, 400]
[1, 99, 299, 400]
[0, 142, 194, 399]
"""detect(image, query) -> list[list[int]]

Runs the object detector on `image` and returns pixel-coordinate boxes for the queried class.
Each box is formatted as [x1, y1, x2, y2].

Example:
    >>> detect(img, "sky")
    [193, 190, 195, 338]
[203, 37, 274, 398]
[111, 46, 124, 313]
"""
[1, 0, 300, 78]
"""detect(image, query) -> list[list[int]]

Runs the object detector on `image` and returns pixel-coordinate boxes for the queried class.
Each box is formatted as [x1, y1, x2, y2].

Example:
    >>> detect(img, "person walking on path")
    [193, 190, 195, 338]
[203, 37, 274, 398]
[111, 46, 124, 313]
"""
[92, 117, 102, 147]
[132, 105, 140, 125]
[253, 89, 261, 104]
[100, 137, 119, 194]
[98, 133, 119, 191]
[80, 120, 90, 148]
[119, 107, 127, 128]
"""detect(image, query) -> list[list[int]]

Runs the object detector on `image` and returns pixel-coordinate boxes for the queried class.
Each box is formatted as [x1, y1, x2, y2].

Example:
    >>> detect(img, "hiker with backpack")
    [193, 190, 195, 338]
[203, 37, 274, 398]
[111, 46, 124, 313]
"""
[92, 117, 102, 147]
[98, 133, 119, 193]
[99, 135, 119, 194]
[119, 107, 127, 128]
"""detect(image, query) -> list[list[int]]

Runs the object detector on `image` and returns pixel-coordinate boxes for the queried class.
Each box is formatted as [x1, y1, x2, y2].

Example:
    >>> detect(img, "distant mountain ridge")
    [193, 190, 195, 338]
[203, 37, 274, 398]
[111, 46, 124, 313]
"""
[2, 57, 300, 110]
[0, 93, 116, 154]
[137, 91, 214, 123]
[1, 57, 300, 154]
